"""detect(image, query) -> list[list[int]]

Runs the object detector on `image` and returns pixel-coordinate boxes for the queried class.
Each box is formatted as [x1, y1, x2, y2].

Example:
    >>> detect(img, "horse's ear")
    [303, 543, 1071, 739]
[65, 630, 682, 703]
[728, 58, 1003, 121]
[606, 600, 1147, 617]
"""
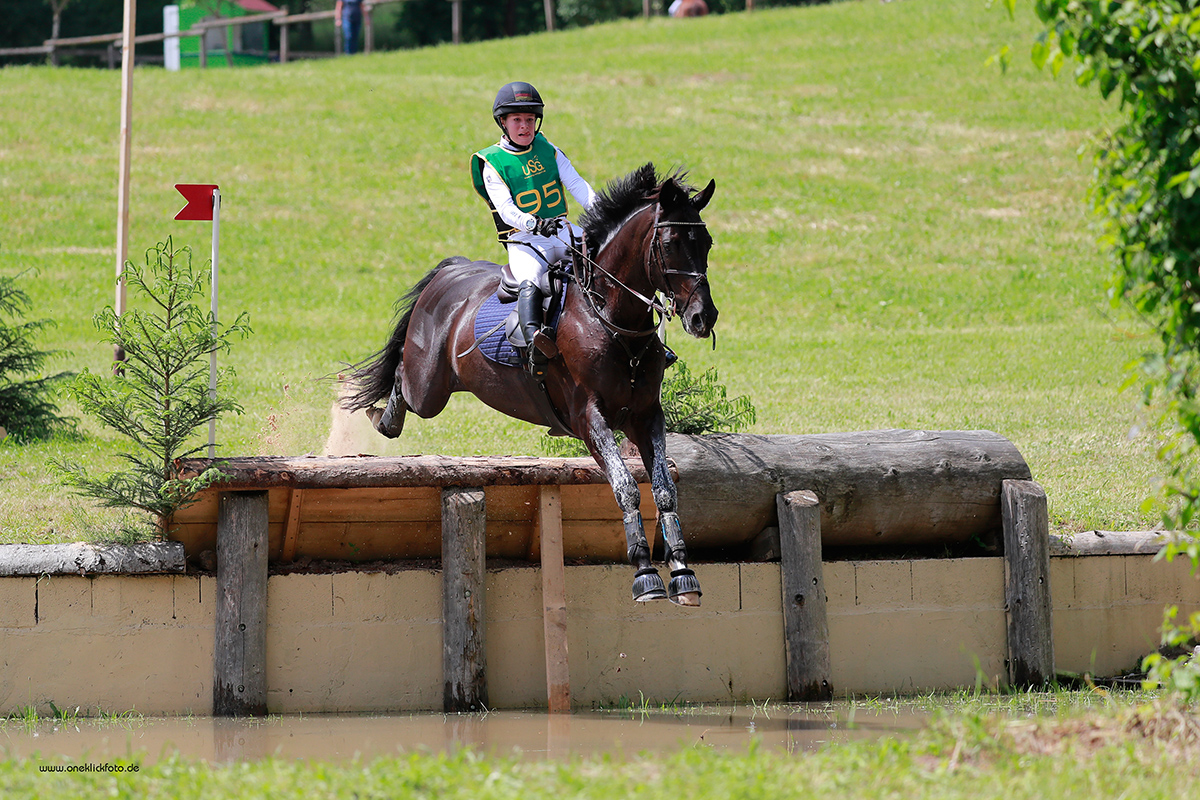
[658, 179, 689, 212]
[692, 179, 716, 212]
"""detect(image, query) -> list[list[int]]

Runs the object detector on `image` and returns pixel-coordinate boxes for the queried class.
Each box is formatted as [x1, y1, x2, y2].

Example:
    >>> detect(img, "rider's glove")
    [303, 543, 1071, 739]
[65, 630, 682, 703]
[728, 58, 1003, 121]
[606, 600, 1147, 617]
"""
[532, 216, 564, 237]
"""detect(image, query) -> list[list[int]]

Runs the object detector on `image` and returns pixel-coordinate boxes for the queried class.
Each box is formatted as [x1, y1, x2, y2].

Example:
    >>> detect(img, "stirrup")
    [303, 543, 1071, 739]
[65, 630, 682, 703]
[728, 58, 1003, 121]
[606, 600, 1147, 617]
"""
[532, 329, 558, 359]
[526, 346, 548, 381]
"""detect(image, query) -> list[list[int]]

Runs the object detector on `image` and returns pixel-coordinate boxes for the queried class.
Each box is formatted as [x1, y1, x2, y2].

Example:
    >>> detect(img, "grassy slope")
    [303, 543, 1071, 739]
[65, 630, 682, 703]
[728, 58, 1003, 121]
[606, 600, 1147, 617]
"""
[0, 0, 1160, 542]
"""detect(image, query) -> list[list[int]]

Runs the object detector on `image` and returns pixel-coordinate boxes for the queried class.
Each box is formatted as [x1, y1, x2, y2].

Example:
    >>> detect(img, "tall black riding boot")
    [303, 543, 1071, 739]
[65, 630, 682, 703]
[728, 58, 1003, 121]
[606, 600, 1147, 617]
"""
[517, 281, 555, 380]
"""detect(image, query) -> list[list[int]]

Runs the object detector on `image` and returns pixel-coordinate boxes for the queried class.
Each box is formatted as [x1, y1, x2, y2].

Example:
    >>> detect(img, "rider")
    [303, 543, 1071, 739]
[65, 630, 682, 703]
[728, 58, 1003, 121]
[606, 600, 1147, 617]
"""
[470, 81, 597, 378]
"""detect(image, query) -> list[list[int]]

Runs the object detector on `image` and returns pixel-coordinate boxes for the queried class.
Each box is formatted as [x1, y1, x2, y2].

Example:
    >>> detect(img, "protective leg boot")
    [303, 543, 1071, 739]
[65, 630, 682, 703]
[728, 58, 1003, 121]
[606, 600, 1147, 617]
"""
[664, 344, 678, 369]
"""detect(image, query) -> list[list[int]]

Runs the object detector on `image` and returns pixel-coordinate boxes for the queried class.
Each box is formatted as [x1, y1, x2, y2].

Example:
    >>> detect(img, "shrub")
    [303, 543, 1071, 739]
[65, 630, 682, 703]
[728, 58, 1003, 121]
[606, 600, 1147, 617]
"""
[1014, 0, 1200, 702]
[0, 271, 72, 442]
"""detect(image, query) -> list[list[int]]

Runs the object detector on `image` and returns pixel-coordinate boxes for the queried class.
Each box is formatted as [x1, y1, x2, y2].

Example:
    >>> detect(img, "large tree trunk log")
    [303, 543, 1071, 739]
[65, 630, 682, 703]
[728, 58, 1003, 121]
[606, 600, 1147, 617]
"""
[667, 430, 1031, 550]
[0, 542, 185, 576]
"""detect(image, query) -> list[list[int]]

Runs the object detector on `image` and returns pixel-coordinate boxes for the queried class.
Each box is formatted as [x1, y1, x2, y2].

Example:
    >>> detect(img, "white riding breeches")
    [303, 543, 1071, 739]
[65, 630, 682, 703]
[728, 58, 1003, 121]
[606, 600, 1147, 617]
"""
[505, 222, 583, 284]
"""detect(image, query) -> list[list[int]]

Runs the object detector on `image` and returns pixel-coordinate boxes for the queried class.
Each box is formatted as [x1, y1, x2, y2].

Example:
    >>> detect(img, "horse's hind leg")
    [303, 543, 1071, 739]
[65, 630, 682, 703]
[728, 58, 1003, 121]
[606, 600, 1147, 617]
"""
[367, 375, 407, 438]
[583, 407, 667, 602]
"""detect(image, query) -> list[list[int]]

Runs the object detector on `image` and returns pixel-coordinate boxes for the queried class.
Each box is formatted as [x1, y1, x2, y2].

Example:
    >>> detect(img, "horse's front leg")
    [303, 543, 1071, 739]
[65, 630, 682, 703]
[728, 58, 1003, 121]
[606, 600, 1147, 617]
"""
[629, 411, 702, 607]
[582, 404, 667, 602]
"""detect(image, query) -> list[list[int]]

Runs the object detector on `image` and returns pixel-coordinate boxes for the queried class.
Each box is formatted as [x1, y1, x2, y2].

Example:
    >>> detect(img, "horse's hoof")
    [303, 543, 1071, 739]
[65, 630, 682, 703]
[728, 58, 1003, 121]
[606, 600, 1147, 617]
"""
[671, 592, 702, 607]
[668, 569, 702, 606]
[366, 407, 384, 429]
[632, 568, 667, 602]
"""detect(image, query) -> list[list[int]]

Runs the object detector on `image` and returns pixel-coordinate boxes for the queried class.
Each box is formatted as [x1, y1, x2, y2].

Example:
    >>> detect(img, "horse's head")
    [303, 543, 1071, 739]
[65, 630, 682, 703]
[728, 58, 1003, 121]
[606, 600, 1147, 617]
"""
[651, 177, 719, 339]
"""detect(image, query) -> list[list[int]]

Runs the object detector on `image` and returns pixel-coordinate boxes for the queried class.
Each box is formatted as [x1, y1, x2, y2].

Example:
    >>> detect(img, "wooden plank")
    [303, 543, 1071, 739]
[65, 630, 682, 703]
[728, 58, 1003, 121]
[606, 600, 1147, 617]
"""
[777, 490, 832, 701]
[1050, 530, 1172, 557]
[442, 488, 488, 712]
[280, 488, 304, 562]
[1001, 479, 1054, 687]
[486, 520, 536, 560]
[560, 483, 658, 520]
[177, 454, 661, 489]
[562, 520, 637, 563]
[213, 491, 269, 716]
[0, 543, 184, 576]
[539, 486, 570, 712]
[293, 521, 437, 561]
[291, 486, 441, 522]
[483, 485, 539, 521]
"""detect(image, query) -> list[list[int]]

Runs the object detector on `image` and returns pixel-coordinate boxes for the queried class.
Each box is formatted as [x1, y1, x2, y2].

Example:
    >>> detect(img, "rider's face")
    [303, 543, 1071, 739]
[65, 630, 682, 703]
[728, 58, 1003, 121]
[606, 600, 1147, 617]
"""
[502, 113, 538, 147]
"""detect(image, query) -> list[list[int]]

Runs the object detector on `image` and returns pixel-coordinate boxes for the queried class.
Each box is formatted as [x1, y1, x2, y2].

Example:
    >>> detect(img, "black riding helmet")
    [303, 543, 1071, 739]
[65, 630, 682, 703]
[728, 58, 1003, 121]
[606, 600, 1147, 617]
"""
[492, 81, 544, 132]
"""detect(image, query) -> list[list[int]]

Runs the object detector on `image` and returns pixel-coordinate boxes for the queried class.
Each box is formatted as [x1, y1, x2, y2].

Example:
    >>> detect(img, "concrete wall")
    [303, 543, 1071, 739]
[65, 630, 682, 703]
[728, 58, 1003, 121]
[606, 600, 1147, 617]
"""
[2, 554, 1198, 716]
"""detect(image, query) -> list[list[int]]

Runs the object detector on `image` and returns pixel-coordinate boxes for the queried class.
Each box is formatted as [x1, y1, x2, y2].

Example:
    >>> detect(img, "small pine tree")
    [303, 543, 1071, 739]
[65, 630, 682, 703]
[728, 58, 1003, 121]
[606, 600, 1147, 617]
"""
[57, 239, 251, 538]
[0, 271, 72, 442]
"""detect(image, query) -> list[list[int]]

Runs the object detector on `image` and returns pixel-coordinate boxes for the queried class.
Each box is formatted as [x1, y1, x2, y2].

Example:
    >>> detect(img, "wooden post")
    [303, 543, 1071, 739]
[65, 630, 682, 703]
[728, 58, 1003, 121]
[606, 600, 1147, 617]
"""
[114, 0, 136, 367]
[199, 32, 207, 68]
[451, 0, 461, 44]
[213, 491, 269, 717]
[364, 3, 374, 53]
[777, 490, 832, 701]
[442, 487, 487, 712]
[1001, 479, 1054, 687]
[538, 485, 569, 712]
[543, 0, 555, 32]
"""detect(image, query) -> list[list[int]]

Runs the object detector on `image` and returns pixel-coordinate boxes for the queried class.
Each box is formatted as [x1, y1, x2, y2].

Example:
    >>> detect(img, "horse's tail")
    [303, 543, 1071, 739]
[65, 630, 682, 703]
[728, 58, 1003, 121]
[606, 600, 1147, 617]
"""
[341, 257, 467, 412]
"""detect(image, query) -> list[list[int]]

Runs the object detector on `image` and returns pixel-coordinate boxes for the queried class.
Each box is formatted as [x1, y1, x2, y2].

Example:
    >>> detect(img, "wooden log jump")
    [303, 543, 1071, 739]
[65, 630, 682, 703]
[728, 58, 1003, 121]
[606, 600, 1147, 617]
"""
[173, 430, 1051, 713]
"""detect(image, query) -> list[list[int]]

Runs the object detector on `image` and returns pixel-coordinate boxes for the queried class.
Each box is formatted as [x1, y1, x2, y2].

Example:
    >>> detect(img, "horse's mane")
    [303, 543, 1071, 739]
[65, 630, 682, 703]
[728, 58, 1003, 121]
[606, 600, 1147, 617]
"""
[579, 163, 694, 248]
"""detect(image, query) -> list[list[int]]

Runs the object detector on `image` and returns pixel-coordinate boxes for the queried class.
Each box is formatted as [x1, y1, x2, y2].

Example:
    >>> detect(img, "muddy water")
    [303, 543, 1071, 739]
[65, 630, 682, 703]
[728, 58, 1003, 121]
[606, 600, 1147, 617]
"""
[2, 706, 926, 764]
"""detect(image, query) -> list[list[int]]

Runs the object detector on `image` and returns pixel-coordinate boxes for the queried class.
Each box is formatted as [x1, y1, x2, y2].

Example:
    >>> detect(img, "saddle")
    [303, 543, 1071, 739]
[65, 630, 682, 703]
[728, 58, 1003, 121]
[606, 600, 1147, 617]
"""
[471, 262, 569, 359]
[465, 262, 575, 438]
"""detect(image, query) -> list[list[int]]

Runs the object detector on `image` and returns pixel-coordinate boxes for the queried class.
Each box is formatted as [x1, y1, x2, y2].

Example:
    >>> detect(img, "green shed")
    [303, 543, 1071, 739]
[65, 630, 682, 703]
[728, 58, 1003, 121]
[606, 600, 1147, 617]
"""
[178, 0, 280, 67]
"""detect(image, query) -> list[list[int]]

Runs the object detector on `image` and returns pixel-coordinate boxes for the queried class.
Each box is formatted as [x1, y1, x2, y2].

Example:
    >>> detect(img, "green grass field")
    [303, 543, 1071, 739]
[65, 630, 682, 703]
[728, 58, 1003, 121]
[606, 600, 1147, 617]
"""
[0, 0, 1164, 543]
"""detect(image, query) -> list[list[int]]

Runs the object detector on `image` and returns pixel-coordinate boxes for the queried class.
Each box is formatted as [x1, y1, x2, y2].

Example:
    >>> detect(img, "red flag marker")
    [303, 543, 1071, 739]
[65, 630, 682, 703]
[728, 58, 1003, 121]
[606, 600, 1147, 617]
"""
[172, 182, 221, 456]
[174, 183, 219, 220]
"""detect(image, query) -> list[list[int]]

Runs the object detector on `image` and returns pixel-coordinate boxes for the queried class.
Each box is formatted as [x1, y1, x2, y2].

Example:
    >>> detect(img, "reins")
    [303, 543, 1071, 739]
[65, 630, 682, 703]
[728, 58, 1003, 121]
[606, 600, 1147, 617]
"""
[566, 204, 709, 340]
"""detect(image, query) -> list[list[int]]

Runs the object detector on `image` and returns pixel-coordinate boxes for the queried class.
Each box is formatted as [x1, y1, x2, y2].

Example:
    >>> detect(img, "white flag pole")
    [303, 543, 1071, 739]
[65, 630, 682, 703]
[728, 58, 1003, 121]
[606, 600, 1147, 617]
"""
[208, 188, 220, 458]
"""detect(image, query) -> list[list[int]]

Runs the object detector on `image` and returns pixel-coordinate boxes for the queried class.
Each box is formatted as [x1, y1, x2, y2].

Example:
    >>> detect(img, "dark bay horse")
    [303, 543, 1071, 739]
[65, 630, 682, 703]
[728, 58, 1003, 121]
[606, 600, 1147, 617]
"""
[343, 164, 718, 605]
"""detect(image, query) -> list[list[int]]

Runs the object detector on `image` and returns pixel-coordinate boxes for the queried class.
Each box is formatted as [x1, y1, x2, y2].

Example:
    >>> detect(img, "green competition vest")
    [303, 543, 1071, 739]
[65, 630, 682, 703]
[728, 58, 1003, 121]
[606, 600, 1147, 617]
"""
[471, 133, 569, 234]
